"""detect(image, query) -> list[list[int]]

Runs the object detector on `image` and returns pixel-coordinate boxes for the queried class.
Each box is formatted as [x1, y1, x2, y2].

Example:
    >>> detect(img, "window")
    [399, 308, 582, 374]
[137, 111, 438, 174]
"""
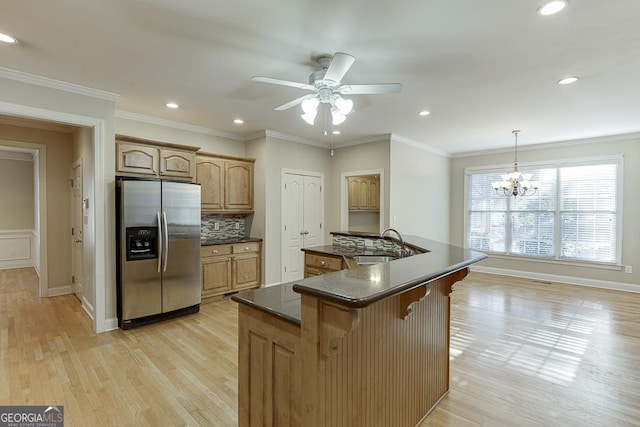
[466, 157, 622, 265]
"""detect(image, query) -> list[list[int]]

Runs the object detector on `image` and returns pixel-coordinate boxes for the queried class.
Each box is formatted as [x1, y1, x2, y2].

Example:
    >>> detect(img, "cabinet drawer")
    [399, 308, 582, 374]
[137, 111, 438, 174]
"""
[305, 254, 342, 271]
[232, 242, 260, 254]
[201, 244, 232, 257]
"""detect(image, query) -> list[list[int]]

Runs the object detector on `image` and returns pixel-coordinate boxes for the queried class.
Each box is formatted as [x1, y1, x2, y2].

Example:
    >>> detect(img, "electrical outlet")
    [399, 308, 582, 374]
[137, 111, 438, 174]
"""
[364, 239, 373, 247]
[214, 221, 219, 230]
[235, 221, 240, 230]
[625, 265, 633, 274]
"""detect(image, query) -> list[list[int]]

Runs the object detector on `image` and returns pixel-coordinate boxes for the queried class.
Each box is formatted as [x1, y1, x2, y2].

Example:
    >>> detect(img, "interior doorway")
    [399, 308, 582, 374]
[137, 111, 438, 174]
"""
[341, 169, 385, 233]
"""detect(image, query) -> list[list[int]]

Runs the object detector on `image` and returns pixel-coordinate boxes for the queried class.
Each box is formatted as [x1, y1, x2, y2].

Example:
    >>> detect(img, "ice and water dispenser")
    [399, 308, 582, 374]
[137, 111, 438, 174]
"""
[125, 227, 158, 261]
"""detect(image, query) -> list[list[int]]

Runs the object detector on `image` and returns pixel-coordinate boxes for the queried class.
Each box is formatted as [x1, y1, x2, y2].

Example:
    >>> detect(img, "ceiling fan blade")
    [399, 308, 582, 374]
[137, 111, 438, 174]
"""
[338, 83, 402, 95]
[323, 52, 355, 85]
[252, 76, 315, 91]
[275, 94, 317, 111]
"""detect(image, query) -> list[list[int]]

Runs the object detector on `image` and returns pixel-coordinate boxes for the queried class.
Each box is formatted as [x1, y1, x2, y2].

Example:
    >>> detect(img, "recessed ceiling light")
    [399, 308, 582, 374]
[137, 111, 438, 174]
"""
[558, 76, 579, 85]
[538, 1, 567, 16]
[233, 118, 244, 124]
[418, 110, 431, 116]
[332, 130, 341, 135]
[0, 32, 18, 44]
[166, 102, 179, 109]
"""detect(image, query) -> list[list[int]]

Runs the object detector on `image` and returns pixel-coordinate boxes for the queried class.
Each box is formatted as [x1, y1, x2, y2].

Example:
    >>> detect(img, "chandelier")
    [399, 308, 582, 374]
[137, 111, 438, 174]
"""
[300, 92, 353, 126]
[491, 130, 540, 197]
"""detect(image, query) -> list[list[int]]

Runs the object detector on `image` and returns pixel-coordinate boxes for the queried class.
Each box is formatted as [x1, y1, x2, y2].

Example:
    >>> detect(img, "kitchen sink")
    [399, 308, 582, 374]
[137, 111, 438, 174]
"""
[353, 255, 397, 266]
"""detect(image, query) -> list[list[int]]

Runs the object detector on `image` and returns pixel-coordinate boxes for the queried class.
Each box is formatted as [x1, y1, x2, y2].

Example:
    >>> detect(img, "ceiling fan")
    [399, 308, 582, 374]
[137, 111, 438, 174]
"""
[252, 52, 402, 126]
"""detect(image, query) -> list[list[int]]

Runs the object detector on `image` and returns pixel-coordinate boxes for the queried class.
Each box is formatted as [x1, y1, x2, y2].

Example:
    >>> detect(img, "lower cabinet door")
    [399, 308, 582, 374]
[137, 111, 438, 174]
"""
[233, 253, 260, 290]
[202, 256, 232, 297]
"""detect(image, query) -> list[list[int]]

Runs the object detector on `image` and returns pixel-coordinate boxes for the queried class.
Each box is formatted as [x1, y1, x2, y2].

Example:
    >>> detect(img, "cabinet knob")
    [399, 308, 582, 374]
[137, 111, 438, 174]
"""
[212, 249, 218, 254]
[320, 260, 326, 266]
[244, 246, 250, 252]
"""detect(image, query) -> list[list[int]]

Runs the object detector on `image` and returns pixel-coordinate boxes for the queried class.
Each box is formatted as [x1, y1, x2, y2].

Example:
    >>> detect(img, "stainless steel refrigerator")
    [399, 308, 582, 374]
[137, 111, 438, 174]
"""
[116, 178, 201, 329]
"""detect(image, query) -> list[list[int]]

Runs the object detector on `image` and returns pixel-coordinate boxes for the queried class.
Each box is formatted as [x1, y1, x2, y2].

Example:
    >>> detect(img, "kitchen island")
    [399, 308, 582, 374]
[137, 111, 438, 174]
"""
[232, 233, 486, 426]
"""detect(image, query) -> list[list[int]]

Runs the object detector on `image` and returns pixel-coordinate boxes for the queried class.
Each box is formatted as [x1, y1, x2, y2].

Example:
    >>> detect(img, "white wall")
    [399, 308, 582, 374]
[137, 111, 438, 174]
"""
[390, 139, 451, 243]
[450, 136, 640, 288]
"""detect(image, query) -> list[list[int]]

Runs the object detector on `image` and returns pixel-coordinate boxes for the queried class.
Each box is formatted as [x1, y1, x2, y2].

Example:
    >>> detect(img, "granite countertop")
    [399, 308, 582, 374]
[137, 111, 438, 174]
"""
[201, 237, 262, 246]
[232, 233, 487, 326]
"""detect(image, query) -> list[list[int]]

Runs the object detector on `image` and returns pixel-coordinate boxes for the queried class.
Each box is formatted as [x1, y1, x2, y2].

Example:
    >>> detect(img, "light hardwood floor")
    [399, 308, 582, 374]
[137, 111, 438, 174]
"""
[1, 267, 639, 426]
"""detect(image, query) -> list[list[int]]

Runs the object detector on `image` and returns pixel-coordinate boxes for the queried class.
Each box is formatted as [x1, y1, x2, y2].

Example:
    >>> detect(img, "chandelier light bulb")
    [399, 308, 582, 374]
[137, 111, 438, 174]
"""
[301, 98, 319, 114]
[301, 112, 316, 125]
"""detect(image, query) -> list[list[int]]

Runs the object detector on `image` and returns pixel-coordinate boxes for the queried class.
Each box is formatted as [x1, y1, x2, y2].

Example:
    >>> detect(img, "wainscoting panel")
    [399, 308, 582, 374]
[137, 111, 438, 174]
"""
[0, 230, 35, 270]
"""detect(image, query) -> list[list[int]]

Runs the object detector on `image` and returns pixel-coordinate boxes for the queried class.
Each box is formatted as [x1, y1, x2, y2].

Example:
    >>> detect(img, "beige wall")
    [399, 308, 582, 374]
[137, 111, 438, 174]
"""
[0, 156, 34, 229]
[72, 126, 96, 310]
[450, 136, 640, 287]
[390, 140, 450, 243]
[0, 125, 73, 290]
[330, 139, 391, 235]
[247, 133, 332, 285]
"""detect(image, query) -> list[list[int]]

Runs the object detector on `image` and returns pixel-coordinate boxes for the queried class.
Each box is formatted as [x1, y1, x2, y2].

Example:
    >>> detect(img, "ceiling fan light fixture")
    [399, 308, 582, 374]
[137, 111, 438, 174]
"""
[538, 0, 567, 16]
[334, 96, 353, 115]
[301, 97, 319, 114]
[331, 108, 347, 126]
[301, 112, 317, 125]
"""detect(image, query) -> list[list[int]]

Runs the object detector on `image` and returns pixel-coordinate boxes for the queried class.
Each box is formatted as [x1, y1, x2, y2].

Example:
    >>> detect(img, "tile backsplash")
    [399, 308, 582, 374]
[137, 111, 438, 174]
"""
[201, 214, 247, 240]
[332, 235, 420, 257]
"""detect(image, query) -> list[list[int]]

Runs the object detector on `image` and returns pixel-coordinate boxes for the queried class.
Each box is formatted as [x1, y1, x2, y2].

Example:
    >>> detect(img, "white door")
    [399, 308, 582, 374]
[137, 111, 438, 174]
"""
[282, 172, 323, 282]
[71, 161, 84, 301]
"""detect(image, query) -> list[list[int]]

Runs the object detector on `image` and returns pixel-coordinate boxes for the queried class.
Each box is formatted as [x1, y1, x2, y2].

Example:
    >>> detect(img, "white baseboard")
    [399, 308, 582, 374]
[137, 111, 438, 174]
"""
[264, 281, 282, 288]
[103, 317, 119, 331]
[82, 297, 95, 319]
[471, 265, 640, 294]
[0, 260, 34, 270]
[48, 285, 72, 296]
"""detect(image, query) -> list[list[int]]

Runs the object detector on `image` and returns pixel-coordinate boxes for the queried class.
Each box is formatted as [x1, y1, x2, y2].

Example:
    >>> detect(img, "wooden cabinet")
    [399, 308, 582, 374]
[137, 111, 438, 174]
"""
[116, 136, 198, 181]
[304, 252, 346, 278]
[348, 175, 380, 212]
[196, 153, 254, 213]
[201, 241, 261, 299]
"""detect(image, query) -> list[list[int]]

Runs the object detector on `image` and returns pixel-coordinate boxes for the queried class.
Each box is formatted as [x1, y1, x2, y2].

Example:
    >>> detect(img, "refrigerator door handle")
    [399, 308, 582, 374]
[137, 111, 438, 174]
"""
[162, 211, 169, 273]
[157, 211, 162, 273]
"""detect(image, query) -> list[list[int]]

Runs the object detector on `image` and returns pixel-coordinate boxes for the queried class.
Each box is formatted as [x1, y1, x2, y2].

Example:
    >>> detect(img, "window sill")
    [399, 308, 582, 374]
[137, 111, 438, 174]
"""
[484, 253, 623, 271]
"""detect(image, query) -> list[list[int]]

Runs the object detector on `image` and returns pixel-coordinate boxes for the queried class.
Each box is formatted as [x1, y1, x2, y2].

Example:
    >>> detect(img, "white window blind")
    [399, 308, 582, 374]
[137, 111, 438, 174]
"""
[466, 157, 621, 265]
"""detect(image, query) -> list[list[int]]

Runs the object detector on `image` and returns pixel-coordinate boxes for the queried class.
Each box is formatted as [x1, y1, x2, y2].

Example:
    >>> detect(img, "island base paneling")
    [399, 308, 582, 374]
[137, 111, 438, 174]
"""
[237, 268, 469, 426]
[238, 304, 302, 427]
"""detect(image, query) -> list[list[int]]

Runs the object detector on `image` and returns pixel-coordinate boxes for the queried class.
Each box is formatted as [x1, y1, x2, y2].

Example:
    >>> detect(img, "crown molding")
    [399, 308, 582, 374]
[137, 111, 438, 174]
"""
[451, 132, 640, 158]
[389, 134, 451, 157]
[115, 110, 245, 141]
[253, 129, 327, 148]
[332, 133, 391, 149]
[0, 67, 120, 102]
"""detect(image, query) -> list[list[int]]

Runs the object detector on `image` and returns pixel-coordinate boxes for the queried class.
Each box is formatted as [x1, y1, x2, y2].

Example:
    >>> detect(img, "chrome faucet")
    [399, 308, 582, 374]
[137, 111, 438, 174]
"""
[380, 228, 407, 258]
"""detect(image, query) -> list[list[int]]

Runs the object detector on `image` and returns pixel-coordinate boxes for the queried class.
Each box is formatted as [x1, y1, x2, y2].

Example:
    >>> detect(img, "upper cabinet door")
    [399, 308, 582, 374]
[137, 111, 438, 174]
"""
[160, 149, 196, 179]
[116, 143, 159, 177]
[368, 175, 380, 212]
[196, 157, 225, 210]
[225, 160, 254, 211]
